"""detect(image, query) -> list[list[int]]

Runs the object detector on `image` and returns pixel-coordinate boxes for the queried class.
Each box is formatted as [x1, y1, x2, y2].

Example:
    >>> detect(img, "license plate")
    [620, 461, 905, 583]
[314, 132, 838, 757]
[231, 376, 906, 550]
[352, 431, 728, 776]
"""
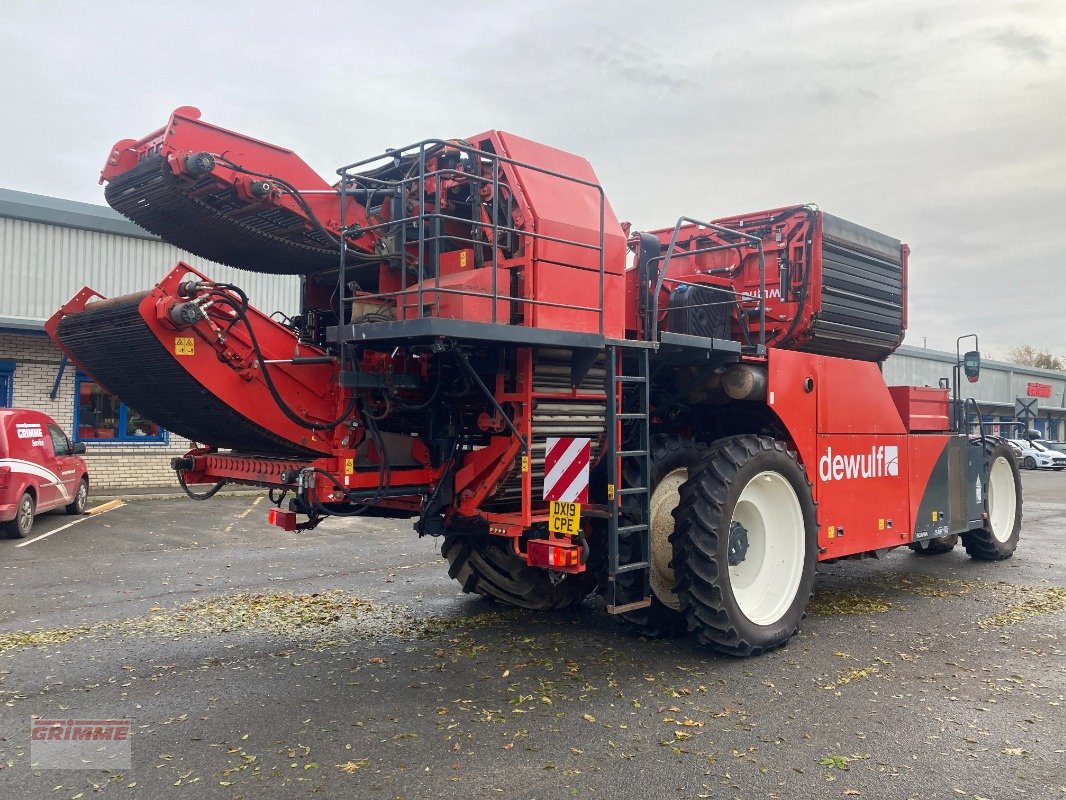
[548, 501, 581, 535]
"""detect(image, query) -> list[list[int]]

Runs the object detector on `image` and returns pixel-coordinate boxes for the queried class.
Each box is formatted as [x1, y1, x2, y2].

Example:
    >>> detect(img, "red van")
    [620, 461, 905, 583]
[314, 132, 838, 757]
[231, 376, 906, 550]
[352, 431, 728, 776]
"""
[0, 409, 89, 538]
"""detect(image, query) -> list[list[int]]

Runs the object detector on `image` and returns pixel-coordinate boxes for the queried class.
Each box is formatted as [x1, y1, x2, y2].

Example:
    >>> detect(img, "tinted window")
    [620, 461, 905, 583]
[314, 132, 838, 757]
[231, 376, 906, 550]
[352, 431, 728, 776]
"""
[48, 424, 70, 456]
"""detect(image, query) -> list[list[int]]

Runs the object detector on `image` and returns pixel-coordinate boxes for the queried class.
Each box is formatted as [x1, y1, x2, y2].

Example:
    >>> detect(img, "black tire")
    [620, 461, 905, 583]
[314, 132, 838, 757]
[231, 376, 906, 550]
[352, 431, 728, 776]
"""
[671, 435, 818, 657]
[615, 435, 708, 639]
[442, 536, 595, 611]
[66, 478, 89, 515]
[908, 533, 959, 556]
[1022, 456, 1036, 470]
[2, 491, 35, 539]
[962, 441, 1022, 561]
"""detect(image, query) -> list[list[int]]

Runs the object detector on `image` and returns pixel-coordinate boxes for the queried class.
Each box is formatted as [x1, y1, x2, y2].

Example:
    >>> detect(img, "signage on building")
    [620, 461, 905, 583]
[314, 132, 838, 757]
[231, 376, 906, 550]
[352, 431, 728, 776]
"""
[1026, 382, 1052, 399]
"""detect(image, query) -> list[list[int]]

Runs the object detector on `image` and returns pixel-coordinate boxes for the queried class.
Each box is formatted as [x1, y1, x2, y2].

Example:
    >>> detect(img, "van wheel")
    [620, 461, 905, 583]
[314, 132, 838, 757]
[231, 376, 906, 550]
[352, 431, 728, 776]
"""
[2, 492, 35, 539]
[66, 479, 89, 515]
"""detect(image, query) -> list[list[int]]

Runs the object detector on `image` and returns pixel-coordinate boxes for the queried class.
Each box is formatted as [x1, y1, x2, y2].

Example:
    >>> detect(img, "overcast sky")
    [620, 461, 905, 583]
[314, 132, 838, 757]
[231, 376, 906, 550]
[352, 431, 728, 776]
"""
[2, 0, 1063, 359]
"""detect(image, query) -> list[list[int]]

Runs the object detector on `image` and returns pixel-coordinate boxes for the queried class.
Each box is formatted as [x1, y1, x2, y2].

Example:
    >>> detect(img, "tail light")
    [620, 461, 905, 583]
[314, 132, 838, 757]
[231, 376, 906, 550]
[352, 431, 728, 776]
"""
[0, 466, 9, 490]
[526, 539, 584, 573]
[267, 507, 297, 531]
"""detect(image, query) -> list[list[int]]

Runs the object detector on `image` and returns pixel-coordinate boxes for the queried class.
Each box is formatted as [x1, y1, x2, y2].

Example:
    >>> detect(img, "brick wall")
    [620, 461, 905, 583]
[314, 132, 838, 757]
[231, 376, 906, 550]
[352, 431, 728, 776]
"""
[0, 332, 191, 490]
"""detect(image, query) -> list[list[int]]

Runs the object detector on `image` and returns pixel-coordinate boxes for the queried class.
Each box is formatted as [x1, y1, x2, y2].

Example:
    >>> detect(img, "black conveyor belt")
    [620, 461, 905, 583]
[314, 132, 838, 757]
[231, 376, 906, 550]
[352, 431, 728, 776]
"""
[104, 156, 339, 275]
[54, 293, 321, 457]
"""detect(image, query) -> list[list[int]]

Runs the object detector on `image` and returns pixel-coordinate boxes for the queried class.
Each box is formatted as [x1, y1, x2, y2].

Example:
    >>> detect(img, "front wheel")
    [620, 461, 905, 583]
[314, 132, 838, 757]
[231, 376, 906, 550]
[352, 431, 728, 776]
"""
[1022, 456, 1036, 470]
[908, 534, 959, 555]
[962, 441, 1022, 561]
[671, 435, 817, 657]
[66, 478, 88, 515]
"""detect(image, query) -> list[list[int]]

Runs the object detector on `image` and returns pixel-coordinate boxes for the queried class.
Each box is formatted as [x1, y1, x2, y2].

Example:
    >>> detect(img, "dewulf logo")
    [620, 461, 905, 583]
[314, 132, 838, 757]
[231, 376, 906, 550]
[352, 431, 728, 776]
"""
[819, 445, 899, 481]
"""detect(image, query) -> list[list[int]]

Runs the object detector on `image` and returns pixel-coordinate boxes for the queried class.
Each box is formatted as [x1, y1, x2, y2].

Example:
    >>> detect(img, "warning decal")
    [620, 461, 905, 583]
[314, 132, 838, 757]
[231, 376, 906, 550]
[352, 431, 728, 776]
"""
[542, 437, 591, 503]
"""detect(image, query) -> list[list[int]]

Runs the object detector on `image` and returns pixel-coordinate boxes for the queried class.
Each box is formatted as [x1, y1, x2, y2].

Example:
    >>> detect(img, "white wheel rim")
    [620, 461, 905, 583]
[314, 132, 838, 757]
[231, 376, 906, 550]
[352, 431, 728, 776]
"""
[987, 456, 1016, 543]
[648, 468, 685, 610]
[728, 471, 805, 626]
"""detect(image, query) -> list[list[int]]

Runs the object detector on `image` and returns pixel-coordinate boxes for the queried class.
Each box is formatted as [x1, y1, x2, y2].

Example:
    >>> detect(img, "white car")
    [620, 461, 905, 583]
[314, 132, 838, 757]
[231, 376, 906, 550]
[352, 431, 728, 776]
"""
[1034, 439, 1066, 455]
[1008, 439, 1066, 471]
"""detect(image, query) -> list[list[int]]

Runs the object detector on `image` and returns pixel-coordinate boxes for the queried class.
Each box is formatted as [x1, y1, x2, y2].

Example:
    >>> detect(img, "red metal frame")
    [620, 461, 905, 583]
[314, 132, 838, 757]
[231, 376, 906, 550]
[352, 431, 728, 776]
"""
[49, 107, 978, 569]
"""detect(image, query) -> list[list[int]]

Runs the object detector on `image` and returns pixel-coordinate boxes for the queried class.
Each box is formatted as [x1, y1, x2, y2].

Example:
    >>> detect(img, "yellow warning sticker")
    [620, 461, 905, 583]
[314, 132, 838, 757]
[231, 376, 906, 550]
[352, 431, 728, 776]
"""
[459, 250, 468, 269]
[607, 484, 615, 501]
[344, 458, 354, 475]
[174, 337, 195, 356]
[549, 501, 581, 535]
[827, 525, 836, 539]
[521, 455, 529, 473]
[878, 518, 885, 531]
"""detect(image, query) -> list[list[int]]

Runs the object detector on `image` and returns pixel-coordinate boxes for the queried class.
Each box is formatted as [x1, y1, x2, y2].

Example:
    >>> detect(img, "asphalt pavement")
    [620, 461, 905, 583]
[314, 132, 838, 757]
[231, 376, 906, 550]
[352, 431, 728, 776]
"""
[0, 473, 1063, 799]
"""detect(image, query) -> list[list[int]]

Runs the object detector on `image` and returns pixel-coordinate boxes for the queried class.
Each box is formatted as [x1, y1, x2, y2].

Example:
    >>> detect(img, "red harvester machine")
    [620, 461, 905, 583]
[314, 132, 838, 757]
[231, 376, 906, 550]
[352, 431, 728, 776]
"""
[48, 107, 1023, 655]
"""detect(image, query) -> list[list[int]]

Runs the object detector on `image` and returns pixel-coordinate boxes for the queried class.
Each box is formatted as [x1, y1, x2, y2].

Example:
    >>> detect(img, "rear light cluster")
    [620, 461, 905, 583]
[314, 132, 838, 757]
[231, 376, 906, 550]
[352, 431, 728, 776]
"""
[268, 507, 297, 531]
[526, 539, 584, 573]
[0, 466, 9, 489]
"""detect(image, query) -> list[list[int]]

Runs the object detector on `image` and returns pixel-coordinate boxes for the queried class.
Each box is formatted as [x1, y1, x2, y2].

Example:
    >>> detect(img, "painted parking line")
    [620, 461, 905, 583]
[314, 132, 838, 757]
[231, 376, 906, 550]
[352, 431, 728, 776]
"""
[224, 496, 263, 533]
[15, 501, 127, 548]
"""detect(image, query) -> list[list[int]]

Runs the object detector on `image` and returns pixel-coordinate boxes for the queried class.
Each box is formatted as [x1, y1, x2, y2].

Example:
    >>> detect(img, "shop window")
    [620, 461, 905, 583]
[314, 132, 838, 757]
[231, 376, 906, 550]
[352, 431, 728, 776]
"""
[0, 360, 13, 407]
[74, 373, 167, 443]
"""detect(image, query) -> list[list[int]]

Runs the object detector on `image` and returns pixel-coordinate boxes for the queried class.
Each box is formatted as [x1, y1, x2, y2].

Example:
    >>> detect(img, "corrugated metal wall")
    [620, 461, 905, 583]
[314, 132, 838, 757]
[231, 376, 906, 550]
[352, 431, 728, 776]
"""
[884, 346, 1066, 408]
[0, 217, 300, 322]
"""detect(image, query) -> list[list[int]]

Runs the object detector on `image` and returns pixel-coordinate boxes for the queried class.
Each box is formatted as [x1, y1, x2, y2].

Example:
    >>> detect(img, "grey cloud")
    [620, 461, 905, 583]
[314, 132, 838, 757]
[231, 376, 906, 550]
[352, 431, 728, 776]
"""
[987, 26, 1052, 62]
[0, 0, 1063, 358]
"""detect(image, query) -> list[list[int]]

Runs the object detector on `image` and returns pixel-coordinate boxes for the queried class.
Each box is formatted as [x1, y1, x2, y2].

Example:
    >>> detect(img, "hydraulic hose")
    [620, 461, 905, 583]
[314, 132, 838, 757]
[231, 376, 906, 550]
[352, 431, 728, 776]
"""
[177, 469, 226, 500]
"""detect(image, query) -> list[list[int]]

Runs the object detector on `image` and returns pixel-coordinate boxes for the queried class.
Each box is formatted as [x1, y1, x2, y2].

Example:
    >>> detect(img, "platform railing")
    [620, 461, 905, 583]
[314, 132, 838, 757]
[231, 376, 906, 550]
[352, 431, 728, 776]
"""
[335, 139, 608, 336]
[645, 217, 767, 349]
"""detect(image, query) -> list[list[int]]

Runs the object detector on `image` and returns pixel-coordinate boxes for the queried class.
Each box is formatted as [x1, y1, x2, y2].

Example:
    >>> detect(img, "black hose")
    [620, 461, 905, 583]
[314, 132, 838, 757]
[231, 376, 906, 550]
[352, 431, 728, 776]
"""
[206, 293, 357, 431]
[213, 155, 343, 249]
[177, 469, 226, 500]
[387, 360, 444, 412]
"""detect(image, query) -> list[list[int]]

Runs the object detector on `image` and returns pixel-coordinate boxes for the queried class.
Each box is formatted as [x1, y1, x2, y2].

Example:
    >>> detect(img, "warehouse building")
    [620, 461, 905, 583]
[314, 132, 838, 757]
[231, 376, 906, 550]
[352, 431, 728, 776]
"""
[1, 187, 1062, 489]
[0, 187, 298, 488]
[884, 346, 1066, 441]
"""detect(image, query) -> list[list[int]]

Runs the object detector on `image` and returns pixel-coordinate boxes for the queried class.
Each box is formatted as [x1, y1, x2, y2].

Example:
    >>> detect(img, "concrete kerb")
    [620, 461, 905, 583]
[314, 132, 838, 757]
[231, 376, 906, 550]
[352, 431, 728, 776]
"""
[90, 486, 264, 503]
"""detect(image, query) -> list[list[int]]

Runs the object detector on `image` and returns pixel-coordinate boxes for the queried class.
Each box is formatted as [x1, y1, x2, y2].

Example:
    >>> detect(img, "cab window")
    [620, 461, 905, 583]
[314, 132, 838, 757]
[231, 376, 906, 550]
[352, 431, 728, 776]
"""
[48, 425, 70, 457]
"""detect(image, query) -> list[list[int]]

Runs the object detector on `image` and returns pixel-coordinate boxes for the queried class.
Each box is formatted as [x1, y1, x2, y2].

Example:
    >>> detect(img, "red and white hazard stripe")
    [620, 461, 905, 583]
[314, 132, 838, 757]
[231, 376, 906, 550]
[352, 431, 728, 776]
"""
[543, 437, 591, 503]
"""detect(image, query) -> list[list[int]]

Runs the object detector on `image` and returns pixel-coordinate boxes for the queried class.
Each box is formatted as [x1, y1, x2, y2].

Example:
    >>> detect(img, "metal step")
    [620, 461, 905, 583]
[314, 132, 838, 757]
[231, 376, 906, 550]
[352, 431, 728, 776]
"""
[605, 344, 653, 613]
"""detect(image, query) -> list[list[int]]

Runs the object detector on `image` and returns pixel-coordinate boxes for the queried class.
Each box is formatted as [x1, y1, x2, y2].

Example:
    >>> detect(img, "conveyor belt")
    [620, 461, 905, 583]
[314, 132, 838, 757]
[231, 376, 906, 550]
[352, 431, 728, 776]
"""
[54, 293, 321, 458]
[104, 155, 339, 275]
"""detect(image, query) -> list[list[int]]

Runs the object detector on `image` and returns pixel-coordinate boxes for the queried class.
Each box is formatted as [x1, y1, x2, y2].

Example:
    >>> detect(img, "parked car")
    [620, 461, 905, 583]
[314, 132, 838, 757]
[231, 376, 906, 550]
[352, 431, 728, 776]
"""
[1007, 438, 1066, 471]
[1000, 438, 1023, 463]
[0, 409, 89, 538]
[1034, 439, 1066, 455]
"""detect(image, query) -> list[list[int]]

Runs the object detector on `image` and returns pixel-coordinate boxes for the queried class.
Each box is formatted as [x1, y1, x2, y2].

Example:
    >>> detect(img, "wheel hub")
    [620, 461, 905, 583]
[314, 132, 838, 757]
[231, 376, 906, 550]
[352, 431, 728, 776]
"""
[727, 520, 749, 566]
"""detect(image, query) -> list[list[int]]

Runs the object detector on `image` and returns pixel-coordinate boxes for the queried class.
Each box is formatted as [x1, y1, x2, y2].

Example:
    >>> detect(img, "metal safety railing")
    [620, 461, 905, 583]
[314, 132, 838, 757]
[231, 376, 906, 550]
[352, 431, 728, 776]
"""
[643, 217, 768, 349]
[334, 138, 608, 335]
